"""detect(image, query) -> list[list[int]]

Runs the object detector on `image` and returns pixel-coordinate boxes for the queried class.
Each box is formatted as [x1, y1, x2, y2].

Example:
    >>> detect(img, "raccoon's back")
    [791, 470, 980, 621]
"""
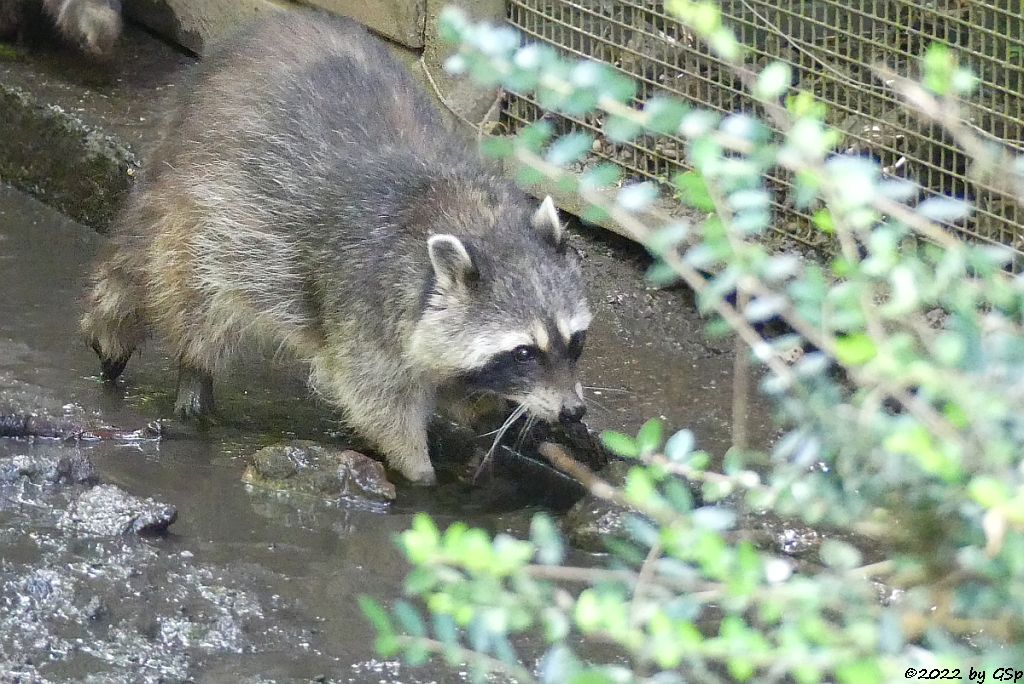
[154, 11, 466, 193]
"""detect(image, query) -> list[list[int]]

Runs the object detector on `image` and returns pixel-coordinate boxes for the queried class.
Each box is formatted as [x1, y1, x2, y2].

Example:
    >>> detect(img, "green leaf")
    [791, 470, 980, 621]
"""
[601, 430, 640, 458]
[916, 197, 972, 223]
[546, 132, 593, 166]
[833, 333, 876, 366]
[646, 221, 690, 255]
[401, 513, 441, 564]
[568, 671, 618, 684]
[811, 209, 835, 234]
[404, 567, 437, 595]
[673, 171, 716, 212]
[530, 512, 565, 565]
[480, 135, 513, 159]
[818, 540, 862, 570]
[359, 596, 394, 637]
[883, 424, 960, 480]
[636, 418, 664, 455]
[624, 467, 659, 506]
[665, 429, 696, 462]
[645, 260, 682, 287]
[689, 137, 722, 170]
[394, 600, 426, 637]
[644, 96, 688, 134]
[836, 658, 884, 684]
[663, 477, 695, 512]
[581, 204, 610, 224]
[519, 120, 554, 152]
[785, 90, 827, 119]
[922, 42, 954, 96]
[616, 182, 658, 212]
[358, 596, 399, 656]
[679, 109, 718, 138]
[405, 641, 430, 666]
[433, 612, 459, 647]
[968, 476, 1011, 508]
[437, 7, 468, 44]
[601, 70, 638, 103]
[516, 166, 545, 186]
[580, 162, 621, 190]
[574, 589, 601, 631]
[604, 115, 643, 142]
[755, 61, 792, 100]
[692, 506, 736, 531]
[541, 606, 570, 641]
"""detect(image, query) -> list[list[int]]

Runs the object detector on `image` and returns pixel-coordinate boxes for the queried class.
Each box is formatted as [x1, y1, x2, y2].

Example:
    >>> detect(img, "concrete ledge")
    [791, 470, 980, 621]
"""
[0, 84, 136, 230]
[0, 23, 190, 231]
[300, 0, 426, 49]
[124, 0, 291, 56]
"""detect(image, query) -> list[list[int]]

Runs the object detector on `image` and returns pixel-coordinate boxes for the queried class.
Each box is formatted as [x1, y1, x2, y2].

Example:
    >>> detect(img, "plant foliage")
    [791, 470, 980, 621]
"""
[364, 3, 1024, 682]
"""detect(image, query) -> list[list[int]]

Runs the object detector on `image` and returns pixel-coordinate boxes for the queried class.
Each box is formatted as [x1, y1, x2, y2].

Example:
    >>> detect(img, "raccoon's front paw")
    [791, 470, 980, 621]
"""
[401, 461, 438, 487]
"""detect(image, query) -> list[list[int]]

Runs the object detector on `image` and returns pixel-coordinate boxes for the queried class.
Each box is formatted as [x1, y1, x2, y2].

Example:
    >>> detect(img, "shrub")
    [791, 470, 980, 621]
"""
[362, 3, 1024, 682]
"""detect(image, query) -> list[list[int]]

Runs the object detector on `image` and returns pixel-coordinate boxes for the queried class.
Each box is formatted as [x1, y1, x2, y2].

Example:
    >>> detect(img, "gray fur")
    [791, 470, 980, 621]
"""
[81, 11, 590, 485]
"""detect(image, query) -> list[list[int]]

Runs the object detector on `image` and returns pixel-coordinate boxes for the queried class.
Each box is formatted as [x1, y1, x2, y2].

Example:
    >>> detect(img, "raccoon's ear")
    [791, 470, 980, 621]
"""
[427, 234, 478, 288]
[532, 196, 565, 248]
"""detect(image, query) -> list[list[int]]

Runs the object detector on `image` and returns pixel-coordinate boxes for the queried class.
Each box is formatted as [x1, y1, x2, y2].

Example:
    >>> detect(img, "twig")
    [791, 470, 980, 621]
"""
[525, 562, 716, 594]
[873, 64, 1024, 205]
[394, 635, 537, 683]
[732, 290, 751, 452]
[630, 541, 663, 626]
[537, 441, 625, 505]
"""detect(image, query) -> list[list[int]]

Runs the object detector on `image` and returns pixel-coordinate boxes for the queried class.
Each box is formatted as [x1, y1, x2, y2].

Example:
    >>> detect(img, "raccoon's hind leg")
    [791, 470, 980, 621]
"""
[81, 255, 148, 383]
[174, 361, 215, 420]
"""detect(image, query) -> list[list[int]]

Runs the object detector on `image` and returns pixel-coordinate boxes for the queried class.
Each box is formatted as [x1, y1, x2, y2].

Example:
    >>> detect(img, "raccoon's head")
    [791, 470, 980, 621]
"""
[411, 194, 591, 425]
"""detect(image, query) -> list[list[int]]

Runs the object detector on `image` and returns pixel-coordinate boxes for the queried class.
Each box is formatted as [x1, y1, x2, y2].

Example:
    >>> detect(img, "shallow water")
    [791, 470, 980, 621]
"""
[0, 183, 774, 681]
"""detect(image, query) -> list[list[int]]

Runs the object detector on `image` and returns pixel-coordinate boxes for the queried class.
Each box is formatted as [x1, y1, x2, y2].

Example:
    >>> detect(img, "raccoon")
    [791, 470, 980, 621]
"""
[80, 11, 591, 485]
[0, 0, 122, 57]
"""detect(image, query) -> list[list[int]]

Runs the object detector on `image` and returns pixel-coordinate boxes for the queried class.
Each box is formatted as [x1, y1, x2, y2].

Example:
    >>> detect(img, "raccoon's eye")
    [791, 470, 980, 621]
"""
[512, 345, 539, 363]
[568, 330, 587, 362]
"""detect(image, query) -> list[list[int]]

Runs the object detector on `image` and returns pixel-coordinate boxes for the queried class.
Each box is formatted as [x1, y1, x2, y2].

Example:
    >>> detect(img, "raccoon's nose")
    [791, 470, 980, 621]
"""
[559, 404, 586, 424]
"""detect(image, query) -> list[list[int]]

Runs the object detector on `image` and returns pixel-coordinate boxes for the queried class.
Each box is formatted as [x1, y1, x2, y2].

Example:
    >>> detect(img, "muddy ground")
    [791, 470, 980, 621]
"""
[0, 25, 786, 684]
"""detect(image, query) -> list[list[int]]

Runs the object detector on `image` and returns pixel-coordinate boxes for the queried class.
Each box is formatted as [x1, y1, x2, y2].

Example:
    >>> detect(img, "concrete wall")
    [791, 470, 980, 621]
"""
[124, 0, 504, 126]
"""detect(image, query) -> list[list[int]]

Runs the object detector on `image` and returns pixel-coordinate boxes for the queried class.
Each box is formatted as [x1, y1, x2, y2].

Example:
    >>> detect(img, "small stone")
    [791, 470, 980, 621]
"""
[0, 450, 98, 486]
[59, 484, 177, 536]
[244, 441, 396, 504]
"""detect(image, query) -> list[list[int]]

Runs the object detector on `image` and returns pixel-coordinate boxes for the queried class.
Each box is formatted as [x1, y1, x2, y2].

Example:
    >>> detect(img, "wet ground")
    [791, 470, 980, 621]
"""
[0, 182, 778, 682]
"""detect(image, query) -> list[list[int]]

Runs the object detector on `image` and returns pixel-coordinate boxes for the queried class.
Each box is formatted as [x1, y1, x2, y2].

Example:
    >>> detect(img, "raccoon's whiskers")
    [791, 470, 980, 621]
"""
[516, 415, 538, 451]
[582, 394, 611, 414]
[583, 385, 632, 394]
[473, 404, 526, 482]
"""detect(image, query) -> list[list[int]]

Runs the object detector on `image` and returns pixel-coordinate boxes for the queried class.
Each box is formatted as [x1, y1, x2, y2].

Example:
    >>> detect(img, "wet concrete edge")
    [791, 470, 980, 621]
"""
[0, 82, 137, 231]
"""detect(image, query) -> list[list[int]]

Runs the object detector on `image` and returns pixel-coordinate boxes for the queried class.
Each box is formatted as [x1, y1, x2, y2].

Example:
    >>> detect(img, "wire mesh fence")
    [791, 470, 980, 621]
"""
[503, 0, 1024, 261]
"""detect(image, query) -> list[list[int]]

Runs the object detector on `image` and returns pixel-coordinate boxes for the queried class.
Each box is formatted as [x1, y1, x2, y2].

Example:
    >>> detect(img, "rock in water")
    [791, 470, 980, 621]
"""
[561, 460, 643, 552]
[0, 450, 98, 485]
[60, 484, 178, 536]
[244, 441, 396, 505]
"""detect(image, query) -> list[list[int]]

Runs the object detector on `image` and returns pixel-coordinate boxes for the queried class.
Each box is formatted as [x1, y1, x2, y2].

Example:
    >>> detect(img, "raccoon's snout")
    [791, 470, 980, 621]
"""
[558, 385, 587, 424]
[559, 403, 586, 424]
